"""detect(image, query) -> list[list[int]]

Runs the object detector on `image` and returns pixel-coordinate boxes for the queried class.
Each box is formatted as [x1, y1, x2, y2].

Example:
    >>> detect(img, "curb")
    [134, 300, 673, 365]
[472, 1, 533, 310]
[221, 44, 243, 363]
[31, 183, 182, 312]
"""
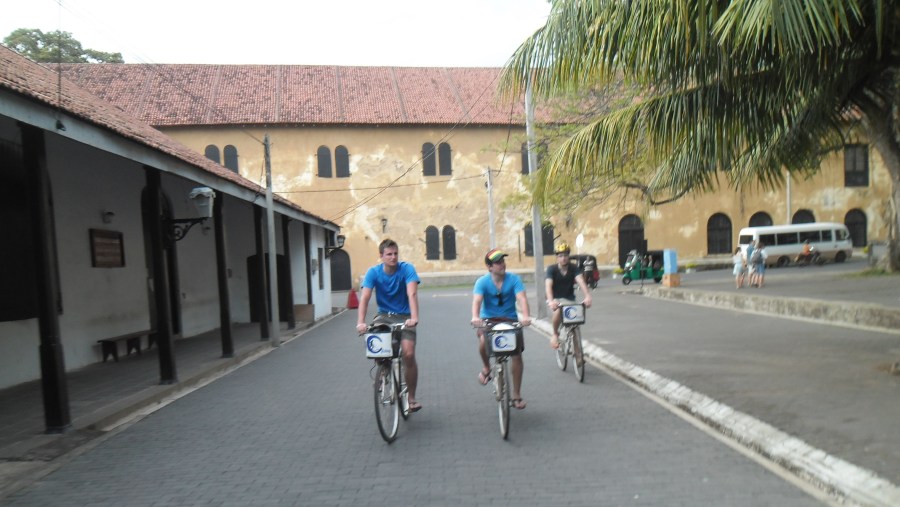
[531, 319, 900, 507]
[637, 287, 900, 336]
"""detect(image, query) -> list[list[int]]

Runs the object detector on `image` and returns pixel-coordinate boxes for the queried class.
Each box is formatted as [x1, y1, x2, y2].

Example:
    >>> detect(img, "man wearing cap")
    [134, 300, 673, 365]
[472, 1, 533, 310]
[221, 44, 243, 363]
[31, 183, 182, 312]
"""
[357, 239, 422, 412]
[471, 248, 532, 410]
[546, 241, 592, 350]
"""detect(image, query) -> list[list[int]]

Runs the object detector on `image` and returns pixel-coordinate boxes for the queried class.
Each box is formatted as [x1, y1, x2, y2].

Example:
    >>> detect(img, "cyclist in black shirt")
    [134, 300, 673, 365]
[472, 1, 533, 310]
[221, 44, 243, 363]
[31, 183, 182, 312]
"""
[545, 242, 593, 349]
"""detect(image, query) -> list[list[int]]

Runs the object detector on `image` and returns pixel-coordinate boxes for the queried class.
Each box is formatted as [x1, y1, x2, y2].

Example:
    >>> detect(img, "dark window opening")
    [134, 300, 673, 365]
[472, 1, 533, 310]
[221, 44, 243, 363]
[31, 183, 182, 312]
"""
[442, 225, 457, 260]
[422, 143, 436, 176]
[438, 143, 452, 176]
[335, 145, 350, 178]
[749, 212, 773, 227]
[792, 209, 815, 224]
[223, 145, 238, 173]
[425, 226, 439, 260]
[317, 146, 332, 178]
[706, 213, 732, 254]
[523, 222, 554, 257]
[844, 144, 869, 187]
[204, 145, 220, 164]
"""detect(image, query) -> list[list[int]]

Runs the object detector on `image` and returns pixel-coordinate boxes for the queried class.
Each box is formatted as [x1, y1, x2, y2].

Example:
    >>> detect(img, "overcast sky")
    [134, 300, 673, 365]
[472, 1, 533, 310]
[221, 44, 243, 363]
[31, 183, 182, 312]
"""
[3, 0, 552, 67]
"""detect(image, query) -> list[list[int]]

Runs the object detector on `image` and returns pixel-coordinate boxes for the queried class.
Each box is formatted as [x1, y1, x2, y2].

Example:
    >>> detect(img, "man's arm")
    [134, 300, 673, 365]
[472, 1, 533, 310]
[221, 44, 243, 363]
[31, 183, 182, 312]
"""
[515, 290, 532, 326]
[544, 277, 557, 311]
[406, 281, 419, 327]
[356, 287, 373, 333]
[471, 293, 484, 327]
[574, 274, 592, 308]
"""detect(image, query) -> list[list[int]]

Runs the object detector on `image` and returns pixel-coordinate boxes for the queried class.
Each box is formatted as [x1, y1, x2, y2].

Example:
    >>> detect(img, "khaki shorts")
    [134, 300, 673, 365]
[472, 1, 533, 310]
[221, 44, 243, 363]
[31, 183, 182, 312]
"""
[373, 313, 416, 342]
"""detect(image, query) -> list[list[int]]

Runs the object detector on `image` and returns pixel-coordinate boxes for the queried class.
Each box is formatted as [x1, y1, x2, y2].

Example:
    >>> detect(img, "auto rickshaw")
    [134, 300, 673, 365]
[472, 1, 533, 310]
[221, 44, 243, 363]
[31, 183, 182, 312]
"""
[621, 249, 664, 285]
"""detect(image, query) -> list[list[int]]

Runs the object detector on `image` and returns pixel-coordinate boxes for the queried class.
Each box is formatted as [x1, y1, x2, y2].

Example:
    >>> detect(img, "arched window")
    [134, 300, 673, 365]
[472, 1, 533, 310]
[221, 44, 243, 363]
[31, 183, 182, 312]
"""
[523, 222, 554, 257]
[317, 146, 332, 177]
[204, 145, 220, 164]
[422, 143, 436, 176]
[845, 209, 867, 247]
[520, 143, 530, 175]
[749, 212, 773, 227]
[442, 225, 457, 260]
[425, 226, 439, 260]
[335, 145, 350, 178]
[792, 209, 815, 224]
[223, 145, 238, 173]
[438, 143, 452, 176]
[707, 213, 732, 254]
[844, 144, 869, 187]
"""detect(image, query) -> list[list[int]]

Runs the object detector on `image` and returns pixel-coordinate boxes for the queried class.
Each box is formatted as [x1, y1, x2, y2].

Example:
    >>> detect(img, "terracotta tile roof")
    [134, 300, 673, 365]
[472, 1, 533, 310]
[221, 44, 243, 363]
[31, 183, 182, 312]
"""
[56, 63, 528, 127]
[0, 46, 332, 226]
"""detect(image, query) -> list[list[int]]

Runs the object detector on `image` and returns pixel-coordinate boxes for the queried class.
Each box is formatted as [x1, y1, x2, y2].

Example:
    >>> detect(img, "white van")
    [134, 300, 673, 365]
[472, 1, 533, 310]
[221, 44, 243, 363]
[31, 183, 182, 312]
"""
[737, 222, 853, 267]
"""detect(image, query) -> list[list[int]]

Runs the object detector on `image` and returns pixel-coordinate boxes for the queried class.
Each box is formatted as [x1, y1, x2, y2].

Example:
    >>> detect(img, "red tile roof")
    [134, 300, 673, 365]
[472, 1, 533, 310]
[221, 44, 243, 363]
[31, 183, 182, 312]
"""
[56, 64, 527, 127]
[0, 46, 333, 226]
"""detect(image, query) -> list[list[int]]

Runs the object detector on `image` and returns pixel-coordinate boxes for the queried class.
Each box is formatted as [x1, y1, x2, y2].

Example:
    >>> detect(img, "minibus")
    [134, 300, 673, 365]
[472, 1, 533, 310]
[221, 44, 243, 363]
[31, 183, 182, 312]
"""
[737, 222, 853, 267]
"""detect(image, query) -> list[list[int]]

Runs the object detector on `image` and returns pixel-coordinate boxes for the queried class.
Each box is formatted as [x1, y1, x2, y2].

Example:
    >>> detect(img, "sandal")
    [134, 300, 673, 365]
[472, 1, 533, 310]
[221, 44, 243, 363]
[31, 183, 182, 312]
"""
[408, 400, 422, 413]
[478, 369, 492, 385]
[512, 398, 527, 410]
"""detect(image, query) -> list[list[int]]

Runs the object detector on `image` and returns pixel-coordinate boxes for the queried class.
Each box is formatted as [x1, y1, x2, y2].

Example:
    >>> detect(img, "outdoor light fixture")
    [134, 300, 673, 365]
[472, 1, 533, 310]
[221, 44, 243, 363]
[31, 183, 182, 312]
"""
[381, 217, 388, 233]
[167, 187, 215, 241]
[101, 210, 115, 224]
[325, 234, 346, 258]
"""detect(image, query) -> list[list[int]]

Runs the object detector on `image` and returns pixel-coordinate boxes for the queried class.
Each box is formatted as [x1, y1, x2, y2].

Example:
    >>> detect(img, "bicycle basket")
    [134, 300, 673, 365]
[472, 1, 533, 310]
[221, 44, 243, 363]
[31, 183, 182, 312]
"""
[486, 323, 519, 356]
[364, 324, 399, 359]
[561, 304, 585, 325]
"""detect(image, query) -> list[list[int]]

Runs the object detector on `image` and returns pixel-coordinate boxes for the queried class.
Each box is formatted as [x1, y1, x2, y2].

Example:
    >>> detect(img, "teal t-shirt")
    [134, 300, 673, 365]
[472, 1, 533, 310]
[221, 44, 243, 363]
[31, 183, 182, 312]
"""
[473, 272, 524, 319]
[361, 261, 420, 314]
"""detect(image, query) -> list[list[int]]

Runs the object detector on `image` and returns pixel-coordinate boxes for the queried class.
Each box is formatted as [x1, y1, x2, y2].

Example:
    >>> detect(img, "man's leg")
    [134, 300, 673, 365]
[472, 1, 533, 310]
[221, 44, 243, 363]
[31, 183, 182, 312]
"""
[401, 339, 418, 406]
[511, 354, 525, 409]
[477, 331, 491, 383]
[550, 307, 562, 349]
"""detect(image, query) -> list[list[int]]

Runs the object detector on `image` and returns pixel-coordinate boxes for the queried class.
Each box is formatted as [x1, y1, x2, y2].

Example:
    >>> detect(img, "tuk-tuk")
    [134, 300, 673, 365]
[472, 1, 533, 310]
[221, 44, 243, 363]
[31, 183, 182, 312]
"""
[571, 254, 599, 289]
[621, 249, 664, 285]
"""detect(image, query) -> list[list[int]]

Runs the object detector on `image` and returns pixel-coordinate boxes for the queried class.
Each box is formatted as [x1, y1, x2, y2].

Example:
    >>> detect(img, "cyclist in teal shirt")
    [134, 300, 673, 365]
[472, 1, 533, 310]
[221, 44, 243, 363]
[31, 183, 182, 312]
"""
[471, 248, 532, 410]
[357, 239, 422, 412]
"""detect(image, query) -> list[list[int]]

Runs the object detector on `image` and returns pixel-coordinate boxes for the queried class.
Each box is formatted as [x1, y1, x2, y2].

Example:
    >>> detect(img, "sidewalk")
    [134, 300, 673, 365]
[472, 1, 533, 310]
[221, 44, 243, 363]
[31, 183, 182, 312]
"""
[531, 258, 900, 507]
[0, 320, 328, 499]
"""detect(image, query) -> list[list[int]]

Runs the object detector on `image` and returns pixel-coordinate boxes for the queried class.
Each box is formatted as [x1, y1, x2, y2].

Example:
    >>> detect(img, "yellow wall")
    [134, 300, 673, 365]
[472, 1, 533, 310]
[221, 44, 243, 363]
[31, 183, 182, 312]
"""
[162, 125, 890, 283]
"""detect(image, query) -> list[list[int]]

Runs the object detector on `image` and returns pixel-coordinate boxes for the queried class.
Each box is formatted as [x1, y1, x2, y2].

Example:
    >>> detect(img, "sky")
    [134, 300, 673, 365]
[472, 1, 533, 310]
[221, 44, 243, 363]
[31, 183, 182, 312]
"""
[2, 0, 552, 67]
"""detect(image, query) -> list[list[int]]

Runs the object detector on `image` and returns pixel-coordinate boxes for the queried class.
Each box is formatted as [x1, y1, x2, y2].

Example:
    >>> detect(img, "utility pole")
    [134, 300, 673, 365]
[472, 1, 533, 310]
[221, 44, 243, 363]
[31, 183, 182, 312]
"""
[525, 80, 546, 319]
[485, 167, 496, 249]
[264, 135, 281, 347]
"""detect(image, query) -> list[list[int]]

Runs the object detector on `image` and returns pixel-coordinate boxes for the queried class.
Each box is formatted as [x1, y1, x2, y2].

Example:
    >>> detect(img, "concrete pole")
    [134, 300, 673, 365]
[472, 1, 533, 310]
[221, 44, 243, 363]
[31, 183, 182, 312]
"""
[264, 135, 281, 347]
[525, 80, 546, 319]
[486, 167, 496, 249]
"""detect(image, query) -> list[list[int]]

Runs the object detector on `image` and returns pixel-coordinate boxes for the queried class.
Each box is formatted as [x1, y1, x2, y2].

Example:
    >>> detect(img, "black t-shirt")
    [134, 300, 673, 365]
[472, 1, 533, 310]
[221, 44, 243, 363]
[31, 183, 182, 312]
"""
[546, 262, 582, 300]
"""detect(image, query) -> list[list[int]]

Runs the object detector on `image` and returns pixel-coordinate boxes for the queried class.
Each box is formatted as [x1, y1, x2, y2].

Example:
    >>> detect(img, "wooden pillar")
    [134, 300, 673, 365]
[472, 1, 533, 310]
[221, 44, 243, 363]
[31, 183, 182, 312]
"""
[214, 191, 233, 357]
[21, 124, 71, 433]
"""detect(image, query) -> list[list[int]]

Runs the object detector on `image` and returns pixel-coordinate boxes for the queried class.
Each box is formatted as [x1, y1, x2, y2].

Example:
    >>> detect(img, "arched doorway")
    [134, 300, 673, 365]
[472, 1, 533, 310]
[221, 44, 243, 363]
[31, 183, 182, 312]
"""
[707, 213, 732, 254]
[618, 214, 645, 268]
[749, 212, 773, 227]
[329, 249, 352, 291]
[845, 209, 867, 247]
[792, 209, 815, 224]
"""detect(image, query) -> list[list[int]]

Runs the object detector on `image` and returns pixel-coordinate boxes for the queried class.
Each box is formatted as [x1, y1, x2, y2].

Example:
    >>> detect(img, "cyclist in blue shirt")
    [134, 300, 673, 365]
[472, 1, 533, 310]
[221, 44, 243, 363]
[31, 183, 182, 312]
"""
[471, 248, 532, 410]
[357, 239, 422, 412]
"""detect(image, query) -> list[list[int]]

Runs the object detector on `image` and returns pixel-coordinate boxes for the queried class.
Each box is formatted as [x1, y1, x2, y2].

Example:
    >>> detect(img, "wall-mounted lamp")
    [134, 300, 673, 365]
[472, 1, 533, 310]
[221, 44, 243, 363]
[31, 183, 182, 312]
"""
[166, 187, 215, 242]
[325, 234, 346, 258]
[381, 217, 388, 233]
[55, 119, 66, 131]
[101, 210, 115, 224]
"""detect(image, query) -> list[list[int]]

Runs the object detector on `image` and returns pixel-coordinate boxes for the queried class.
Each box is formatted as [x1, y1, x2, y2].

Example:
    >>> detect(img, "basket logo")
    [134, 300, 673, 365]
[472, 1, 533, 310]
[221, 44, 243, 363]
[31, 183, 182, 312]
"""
[564, 307, 578, 320]
[366, 334, 386, 354]
[493, 332, 513, 350]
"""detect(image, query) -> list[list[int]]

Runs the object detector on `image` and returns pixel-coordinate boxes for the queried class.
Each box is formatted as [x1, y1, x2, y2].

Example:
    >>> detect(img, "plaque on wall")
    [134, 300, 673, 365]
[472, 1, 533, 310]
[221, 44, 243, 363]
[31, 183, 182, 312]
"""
[89, 229, 125, 268]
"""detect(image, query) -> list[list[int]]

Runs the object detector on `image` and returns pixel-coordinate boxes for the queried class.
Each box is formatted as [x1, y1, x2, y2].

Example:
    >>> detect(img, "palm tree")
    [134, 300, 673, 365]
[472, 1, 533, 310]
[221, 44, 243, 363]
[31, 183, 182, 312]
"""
[500, 0, 899, 271]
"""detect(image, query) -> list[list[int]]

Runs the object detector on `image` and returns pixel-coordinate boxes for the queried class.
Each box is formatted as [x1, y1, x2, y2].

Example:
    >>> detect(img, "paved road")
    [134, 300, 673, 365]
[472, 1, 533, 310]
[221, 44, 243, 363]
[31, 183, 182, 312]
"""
[3, 288, 826, 506]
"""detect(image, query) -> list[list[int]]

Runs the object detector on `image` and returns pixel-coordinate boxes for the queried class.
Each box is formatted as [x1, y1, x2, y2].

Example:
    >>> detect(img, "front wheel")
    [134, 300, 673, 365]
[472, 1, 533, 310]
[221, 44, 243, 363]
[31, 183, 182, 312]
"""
[571, 326, 584, 383]
[494, 361, 510, 440]
[555, 325, 568, 371]
[374, 362, 399, 443]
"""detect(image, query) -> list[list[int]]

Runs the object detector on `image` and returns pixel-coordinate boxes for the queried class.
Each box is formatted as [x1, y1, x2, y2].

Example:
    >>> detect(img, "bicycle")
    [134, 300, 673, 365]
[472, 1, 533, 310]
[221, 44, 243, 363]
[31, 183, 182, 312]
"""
[479, 320, 523, 440]
[363, 323, 410, 443]
[554, 303, 586, 382]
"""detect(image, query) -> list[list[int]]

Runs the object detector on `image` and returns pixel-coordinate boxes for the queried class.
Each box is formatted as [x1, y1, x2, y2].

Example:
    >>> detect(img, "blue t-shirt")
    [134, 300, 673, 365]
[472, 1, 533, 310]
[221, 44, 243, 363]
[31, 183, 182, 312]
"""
[361, 261, 420, 314]
[473, 272, 525, 320]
